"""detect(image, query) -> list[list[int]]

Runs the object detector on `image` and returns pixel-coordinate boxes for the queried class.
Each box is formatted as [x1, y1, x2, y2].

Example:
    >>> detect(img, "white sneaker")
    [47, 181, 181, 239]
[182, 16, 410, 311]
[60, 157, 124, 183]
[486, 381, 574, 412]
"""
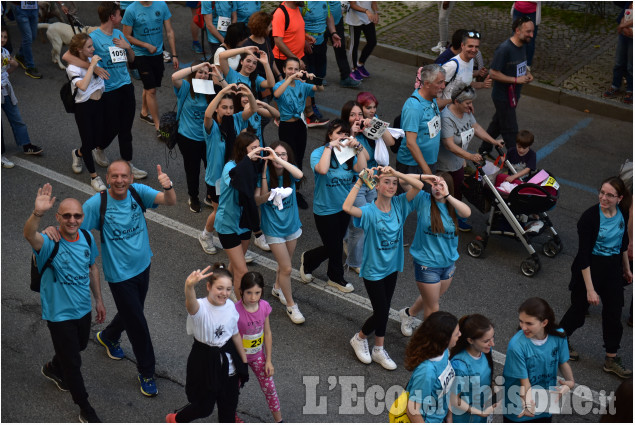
[271, 287, 287, 305]
[431, 41, 445, 53]
[286, 304, 305, 324]
[198, 231, 217, 254]
[245, 251, 255, 264]
[372, 347, 397, 370]
[129, 163, 148, 179]
[254, 234, 271, 252]
[92, 148, 109, 167]
[350, 334, 371, 364]
[347, 265, 360, 275]
[1, 155, 15, 168]
[327, 279, 354, 293]
[91, 176, 107, 192]
[71, 149, 83, 174]
[399, 308, 415, 337]
[299, 252, 313, 283]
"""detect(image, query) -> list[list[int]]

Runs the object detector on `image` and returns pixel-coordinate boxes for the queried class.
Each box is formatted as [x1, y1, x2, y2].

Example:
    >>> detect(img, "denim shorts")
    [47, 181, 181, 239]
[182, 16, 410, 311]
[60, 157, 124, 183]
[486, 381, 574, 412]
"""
[413, 261, 456, 284]
[264, 228, 302, 245]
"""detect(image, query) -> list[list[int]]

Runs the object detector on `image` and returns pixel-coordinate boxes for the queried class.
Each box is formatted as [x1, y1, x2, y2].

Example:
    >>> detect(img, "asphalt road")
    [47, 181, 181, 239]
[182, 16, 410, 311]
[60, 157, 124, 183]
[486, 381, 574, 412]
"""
[1, 3, 632, 423]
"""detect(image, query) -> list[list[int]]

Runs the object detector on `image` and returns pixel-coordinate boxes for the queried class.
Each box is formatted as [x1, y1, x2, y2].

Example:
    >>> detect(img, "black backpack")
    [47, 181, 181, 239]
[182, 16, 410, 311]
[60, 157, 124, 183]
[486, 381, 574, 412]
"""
[98, 186, 146, 242]
[158, 111, 179, 150]
[60, 75, 81, 113]
[30, 229, 92, 292]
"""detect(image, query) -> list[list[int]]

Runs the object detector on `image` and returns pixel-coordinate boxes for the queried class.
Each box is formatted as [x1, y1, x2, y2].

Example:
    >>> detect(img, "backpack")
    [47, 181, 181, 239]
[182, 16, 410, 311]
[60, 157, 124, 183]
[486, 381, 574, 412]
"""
[443, 58, 460, 86]
[98, 186, 147, 242]
[60, 75, 81, 113]
[30, 229, 92, 292]
[159, 90, 187, 150]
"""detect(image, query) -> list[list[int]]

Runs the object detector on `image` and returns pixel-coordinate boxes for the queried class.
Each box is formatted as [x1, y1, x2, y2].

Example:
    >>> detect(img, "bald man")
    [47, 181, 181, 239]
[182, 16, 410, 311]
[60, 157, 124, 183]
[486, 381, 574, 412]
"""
[24, 184, 105, 423]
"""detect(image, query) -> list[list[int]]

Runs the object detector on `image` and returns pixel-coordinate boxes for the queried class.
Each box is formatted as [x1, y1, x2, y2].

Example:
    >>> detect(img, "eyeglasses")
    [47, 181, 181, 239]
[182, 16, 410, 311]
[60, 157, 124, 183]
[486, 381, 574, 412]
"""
[58, 213, 84, 220]
[466, 30, 480, 39]
[276, 152, 288, 158]
[598, 190, 619, 199]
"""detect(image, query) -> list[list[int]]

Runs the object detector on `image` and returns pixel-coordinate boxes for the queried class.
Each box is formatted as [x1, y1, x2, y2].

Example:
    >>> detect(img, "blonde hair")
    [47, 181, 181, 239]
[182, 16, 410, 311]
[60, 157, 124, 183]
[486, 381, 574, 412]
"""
[69, 33, 91, 57]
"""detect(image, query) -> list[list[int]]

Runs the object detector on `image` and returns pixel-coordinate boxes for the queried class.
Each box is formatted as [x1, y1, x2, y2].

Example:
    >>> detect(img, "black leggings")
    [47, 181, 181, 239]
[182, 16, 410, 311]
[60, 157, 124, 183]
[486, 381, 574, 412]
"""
[560, 254, 625, 353]
[278, 119, 307, 172]
[101, 83, 135, 161]
[361, 272, 398, 338]
[350, 23, 377, 66]
[303, 211, 350, 283]
[176, 133, 207, 199]
[74, 98, 104, 174]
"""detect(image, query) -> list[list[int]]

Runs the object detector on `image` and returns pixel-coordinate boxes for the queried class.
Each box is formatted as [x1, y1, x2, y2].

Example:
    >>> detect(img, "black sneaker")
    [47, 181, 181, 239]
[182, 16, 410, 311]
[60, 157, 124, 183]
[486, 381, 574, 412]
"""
[41, 362, 69, 391]
[189, 197, 201, 213]
[139, 113, 154, 125]
[79, 406, 102, 423]
[14, 54, 27, 70]
[296, 192, 309, 210]
[23, 144, 43, 155]
[25, 67, 42, 79]
[305, 114, 330, 128]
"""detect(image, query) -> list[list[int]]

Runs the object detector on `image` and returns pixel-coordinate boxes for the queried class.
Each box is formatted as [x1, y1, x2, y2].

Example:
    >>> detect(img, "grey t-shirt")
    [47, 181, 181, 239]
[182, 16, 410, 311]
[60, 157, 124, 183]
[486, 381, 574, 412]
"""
[436, 106, 476, 172]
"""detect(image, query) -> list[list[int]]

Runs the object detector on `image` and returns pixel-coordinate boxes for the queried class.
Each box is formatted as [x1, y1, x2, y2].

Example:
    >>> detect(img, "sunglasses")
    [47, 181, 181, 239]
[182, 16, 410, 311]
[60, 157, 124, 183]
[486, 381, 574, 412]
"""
[57, 213, 84, 220]
[466, 30, 480, 39]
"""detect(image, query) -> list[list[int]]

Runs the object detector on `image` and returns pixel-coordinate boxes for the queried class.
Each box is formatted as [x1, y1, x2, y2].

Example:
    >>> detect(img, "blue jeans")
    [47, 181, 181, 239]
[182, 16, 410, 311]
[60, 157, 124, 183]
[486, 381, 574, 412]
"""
[13, 5, 39, 68]
[102, 265, 155, 378]
[512, 9, 537, 67]
[611, 34, 633, 92]
[345, 185, 377, 268]
[2, 96, 31, 146]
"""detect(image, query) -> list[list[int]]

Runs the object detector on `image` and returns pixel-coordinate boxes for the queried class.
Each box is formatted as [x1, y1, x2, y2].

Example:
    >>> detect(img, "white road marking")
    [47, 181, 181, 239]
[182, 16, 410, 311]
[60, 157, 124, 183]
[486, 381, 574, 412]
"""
[14, 157, 606, 407]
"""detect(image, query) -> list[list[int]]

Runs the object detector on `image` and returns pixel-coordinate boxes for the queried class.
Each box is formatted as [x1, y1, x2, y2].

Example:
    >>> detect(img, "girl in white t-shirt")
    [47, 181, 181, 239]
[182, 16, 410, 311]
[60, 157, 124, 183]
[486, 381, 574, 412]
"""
[166, 263, 248, 423]
[66, 33, 107, 192]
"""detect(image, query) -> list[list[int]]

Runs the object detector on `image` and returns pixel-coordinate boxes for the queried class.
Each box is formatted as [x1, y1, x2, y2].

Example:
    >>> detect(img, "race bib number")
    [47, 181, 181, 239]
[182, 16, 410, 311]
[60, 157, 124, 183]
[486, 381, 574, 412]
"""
[427, 115, 441, 139]
[460, 128, 474, 149]
[108, 46, 127, 64]
[242, 331, 263, 355]
[362, 116, 389, 140]
[625, 9, 632, 21]
[437, 361, 455, 396]
[217, 16, 231, 32]
[21, 1, 37, 9]
[516, 61, 527, 77]
[541, 176, 560, 190]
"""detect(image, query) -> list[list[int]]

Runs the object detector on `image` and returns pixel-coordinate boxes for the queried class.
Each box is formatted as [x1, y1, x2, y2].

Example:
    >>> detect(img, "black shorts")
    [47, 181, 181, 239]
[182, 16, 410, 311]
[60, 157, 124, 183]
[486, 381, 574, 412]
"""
[218, 231, 252, 250]
[134, 54, 164, 90]
[206, 184, 219, 204]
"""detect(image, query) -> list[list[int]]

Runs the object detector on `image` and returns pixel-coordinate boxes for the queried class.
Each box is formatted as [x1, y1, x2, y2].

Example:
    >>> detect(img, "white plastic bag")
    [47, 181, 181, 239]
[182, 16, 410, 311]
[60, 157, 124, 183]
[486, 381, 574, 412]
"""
[374, 138, 389, 166]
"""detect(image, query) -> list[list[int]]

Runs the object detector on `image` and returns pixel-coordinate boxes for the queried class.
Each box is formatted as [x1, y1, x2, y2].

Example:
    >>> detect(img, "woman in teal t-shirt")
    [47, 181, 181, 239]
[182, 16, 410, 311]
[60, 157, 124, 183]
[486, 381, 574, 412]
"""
[219, 45, 275, 97]
[404, 311, 461, 423]
[256, 141, 305, 324]
[399, 172, 471, 336]
[449, 314, 497, 423]
[300, 120, 368, 293]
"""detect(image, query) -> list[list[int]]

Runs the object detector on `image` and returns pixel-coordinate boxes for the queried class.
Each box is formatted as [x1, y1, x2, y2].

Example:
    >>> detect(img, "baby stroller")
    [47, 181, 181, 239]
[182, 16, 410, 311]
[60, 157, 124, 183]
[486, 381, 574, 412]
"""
[462, 147, 563, 277]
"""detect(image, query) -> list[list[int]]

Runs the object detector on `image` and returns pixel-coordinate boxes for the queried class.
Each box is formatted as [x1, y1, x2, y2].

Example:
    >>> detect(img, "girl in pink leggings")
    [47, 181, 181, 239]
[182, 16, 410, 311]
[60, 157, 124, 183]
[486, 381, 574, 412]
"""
[235, 272, 282, 422]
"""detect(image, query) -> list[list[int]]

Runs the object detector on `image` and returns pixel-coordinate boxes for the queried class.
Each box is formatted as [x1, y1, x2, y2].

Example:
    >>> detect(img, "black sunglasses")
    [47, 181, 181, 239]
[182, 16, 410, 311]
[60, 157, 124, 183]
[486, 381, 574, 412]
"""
[58, 213, 84, 220]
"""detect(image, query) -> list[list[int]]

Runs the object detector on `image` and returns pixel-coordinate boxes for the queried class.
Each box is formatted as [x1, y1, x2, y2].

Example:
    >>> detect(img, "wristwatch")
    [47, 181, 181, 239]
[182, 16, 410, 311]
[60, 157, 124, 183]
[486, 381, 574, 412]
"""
[163, 180, 174, 190]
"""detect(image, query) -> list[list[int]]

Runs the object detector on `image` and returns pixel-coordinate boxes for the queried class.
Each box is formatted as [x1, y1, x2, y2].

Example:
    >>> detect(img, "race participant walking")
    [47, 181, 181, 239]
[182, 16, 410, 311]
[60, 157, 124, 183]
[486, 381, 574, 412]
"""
[479, 16, 534, 155]
[345, 1, 378, 81]
[62, 1, 146, 179]
[327, 0, 360, 88]
[436, 84, 503, 231]
[166, 264, 248, 423]
[404, 311, 460, 423]
[273, 57, 325, 209]
[300, 120, 368, 293]
[202, 0, 234, 59]
[11, 1, 42, 78]
[123, 1, 178, 137]
[560, 176, 633, 378]
[235, 272, 282, 422]
[502, 298, 575, 422]
[344, 166, 431, 370]
[256, 142, 305, 324]
[440, 30, 491, 99]
[396, 64, 450, 181]
[24, 184, 106, 423]
[83, 160, 176, 397]
[66, 33, 108, 193]
[398, 173, 471, 336]
[449, 314, 498, 423]
[198, 84, 256, 256]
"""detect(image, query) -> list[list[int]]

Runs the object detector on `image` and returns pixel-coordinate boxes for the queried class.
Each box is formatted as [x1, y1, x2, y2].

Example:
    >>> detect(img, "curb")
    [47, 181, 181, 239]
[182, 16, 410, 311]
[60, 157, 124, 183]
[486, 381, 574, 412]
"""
[366, 42, 633, 122]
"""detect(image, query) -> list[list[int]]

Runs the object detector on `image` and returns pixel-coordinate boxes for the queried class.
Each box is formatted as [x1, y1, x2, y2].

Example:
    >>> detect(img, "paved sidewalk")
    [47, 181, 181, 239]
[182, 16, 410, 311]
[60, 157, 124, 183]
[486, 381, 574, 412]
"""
[358, 1, 632, 120]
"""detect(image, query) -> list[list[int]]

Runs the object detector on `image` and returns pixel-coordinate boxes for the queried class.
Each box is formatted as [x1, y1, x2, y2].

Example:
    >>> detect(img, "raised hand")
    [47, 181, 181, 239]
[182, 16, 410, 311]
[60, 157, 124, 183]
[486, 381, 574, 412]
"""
[34, 183, 56, 215]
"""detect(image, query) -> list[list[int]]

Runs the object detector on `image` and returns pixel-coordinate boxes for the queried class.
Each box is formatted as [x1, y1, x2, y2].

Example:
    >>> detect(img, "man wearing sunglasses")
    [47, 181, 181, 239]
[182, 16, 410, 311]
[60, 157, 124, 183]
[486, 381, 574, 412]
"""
[440, 30, 491, 101]
[24, 184, 106, 423]
[479, 16, 534, 156]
